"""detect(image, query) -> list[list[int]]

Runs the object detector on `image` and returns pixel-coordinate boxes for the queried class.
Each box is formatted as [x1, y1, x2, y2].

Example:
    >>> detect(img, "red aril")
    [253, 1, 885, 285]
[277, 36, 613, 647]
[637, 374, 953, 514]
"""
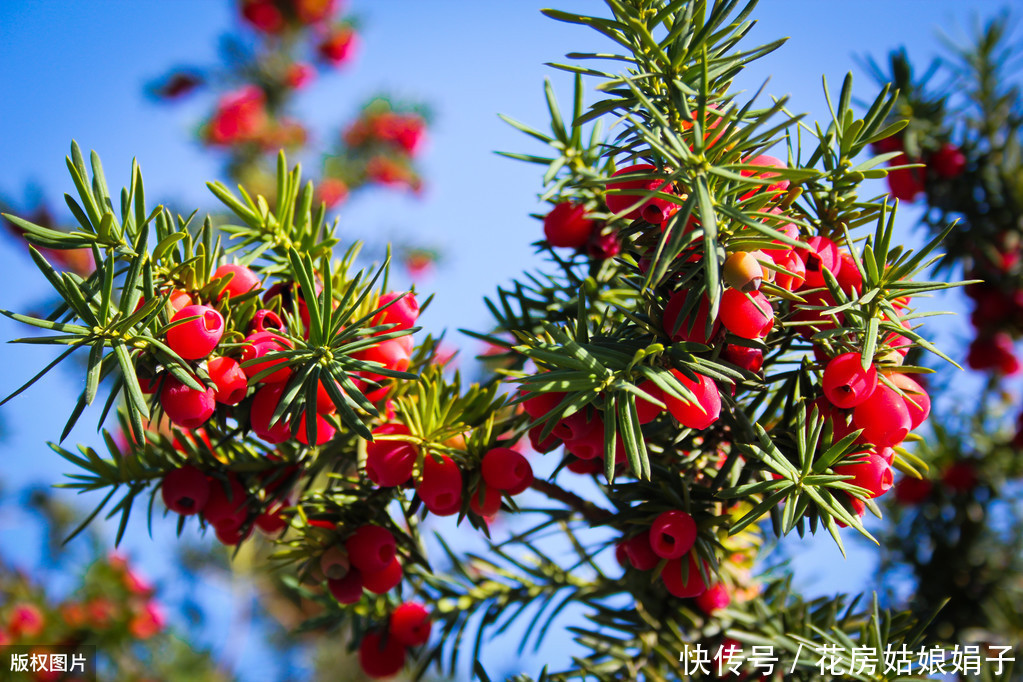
[365, 424, 417, 487]
[822, 353, 878, 409]
[663, 370, 720, 430]
[834, 453, 893, 498]
[390, 602, 431, 647]
[663, 290, 719, 344]
[622, 531, 660, 571]
[852, 383, 912, 447]
[346, 525, 397, 573]
[161, 465, 211, 516]
[416, 454, 463, 516]
[719, 289, 773, 339]
[799, 236, 842, 289]
[661, 554, 707, 598]
[363, 556, 403, 594]
[328, 568, 364, 605]
[160, 376, 215, 429]
[207, 356, 248, 405]
[649, 510, 698, 559]
[481, 447, 533, 494]
[470, 482, 503, 517]
[250, 384, 293, 444]
[202, 476, 248, 530]
[359, 631, 406, 679]
[543, 201, 595, 248]
[886, 373, 931, 429]
[166, 305, 224, 360]
[213, 263, 260, 299]
[242, 331, 293, 384]
[372, 292, 420, 331]
[606, 164, 674, 224]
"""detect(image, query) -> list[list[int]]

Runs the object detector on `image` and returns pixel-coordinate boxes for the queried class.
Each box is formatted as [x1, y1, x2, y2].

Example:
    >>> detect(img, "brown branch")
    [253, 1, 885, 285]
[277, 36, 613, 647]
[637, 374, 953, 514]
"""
[529, 479, 614, 525]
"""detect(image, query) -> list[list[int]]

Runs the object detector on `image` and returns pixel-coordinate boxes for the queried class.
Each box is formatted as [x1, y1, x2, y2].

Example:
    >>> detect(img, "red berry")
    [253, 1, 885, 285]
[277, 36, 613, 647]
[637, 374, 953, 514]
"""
[166, 305, 224, 360]
[215, 522, 252, 546]
[373, 291, 420, 331]
[481, 447, 533, 494]
[622, 531, 660, 571]
[390, 602, 431, 647]
[207, 356, 248, 405]
[8, 604, 45, 638]
[942, 461, 978, 493]
[770, 248, 806, 291]
[365, 424, 417, 487]
[661, 554, 707, 598]
[886, 373, 930, 429]
[719, 289, 773, 339]
[634, 380, 665, 424]
[363, 556, 403, 594]
[346, 525, 397, 573]
[739, 154, 789, 199]
[930, 143, 966, 179]
[721, 344, 764, 373]
[213, 263, 260, 299]
[834, 453, 893, 498]
[250, 308, 284, 334]
[798, 236, 842, 290]
[893, 476, 933, 505]
[250, 384, 292, 444]
[663, 369, 721, 431]
[359, 631, 406, 679]
[606, 164, 674, 224]
[416, 455, 464, 516]
[553, 410, 602, 444]
[470, 482, 503, 517]
[835, 251, 863, 295]
[161, 465, 211, 516]
[295, 412, 336, 446]
[663, 290, 719, 344]
[528, 424, 562, 453]
[318, 27, 358, 67]
[886, 158, 924, 201]
[695, 583, 731, 614]
[522, 390, 566, 419]
[543, 201, 595, 248]
[328, 568, 364, 604]
[649, 510, 698, 559]
[241, 0, 284, 33]
[202, 477, 248, 530]
[822, 353, 878, 409]
[852, 383, 912, 447]
[587, 230, 621, 260]
[241, 331, 293, 384]
[355, 335, 413, 372]
[160, 376, 215, 429]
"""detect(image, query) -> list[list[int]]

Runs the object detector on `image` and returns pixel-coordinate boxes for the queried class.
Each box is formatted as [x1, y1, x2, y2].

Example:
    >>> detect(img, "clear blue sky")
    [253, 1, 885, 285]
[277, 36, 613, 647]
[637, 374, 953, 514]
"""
[0, 2, 1001, 680]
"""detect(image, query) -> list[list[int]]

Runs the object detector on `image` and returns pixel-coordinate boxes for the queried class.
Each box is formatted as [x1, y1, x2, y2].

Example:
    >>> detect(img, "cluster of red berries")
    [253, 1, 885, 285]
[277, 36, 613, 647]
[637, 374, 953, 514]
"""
[963, 277, 1023, 375]
[876, 136, 967, 202]
[617, 509, 710, 598]
[892, 459, 982, 506]
[0, 554, 165, 652]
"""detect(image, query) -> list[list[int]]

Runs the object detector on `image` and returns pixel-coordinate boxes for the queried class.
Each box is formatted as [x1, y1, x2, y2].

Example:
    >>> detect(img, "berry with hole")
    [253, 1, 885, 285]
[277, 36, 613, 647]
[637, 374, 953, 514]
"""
[543, 201, 595, 248]
[160, 376, 215, 429]
[162, 465, 211, 516]
[167, 305, 225, 360]
[481, 447, 533, 494]
[365, 423, 417, 487]
[207, 356, 248, 405]
[346, 525, 396, 573]
[822, 353, 878, 409]
[649, 510, 698, 559]
[390, 602, 431, 647]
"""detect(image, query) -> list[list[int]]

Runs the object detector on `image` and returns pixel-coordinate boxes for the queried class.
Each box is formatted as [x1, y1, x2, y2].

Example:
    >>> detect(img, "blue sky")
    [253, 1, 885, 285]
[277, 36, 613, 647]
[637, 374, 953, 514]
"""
[0, 1, 1004, 680]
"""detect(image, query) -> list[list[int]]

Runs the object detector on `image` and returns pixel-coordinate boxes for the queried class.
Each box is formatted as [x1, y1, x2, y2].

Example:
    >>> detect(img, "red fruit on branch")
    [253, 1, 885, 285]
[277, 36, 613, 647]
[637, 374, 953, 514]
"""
[543, 201, 595, 248]
[835, 251, 863, 295]
[834, 453, 893, 498]
[250, 384, 293, 444]
[160, 376, 216, 429]
[649, 510, 698, 559]
[481, 447, 533, 494]
[8, 604, 44, 639]
[250, 308, 284, 334]
[390, 602, 432, 647]
[622, 531, 660, 571]
[470, 482, 503, 517]
[295, 411, 335, 446]
[770, 248, 806, 291]
[212, 263, 260, 299]
[719, 289, 773, 339]
[242, 331, 294, 384]
[661, 554, 708, 598]
[365, 424, 417, 487]
[202, 477, 249, 530]
[822, 353, 878, 409]
[373, 291, 420, 331]
[363, 556, 403, 594]
[663, 370, 721, 430]
[739, 154, 790, 200]
[207, 356, 248, 405]
[799, 236, 842, 289]
[161, 465, 211, 516]
[241, 0, 284, 33]
[346, 525, 397, 573]
[663, 290, 719, 344]
[852, 383, 912, 448]
[942, 461, 979, 493]
[721, 344, 764, 373]
[695, 583, 731, 614]
[886, 156, 924, 201]
[417, 454, 463, 516]
[930, 142, 966, 179]
[318, 26, 358, 67]
[886, 373, 931, 429]
[586, 230, 621, 260]
[206, 86, 267, 146]
[634, 380, 666, 424]
[893, 476, 933, 505]
[328, 568, 364, 604]
[166, 305, 224, 360]
[359, 631, 406, 679]
[605, 164, 675, 224]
